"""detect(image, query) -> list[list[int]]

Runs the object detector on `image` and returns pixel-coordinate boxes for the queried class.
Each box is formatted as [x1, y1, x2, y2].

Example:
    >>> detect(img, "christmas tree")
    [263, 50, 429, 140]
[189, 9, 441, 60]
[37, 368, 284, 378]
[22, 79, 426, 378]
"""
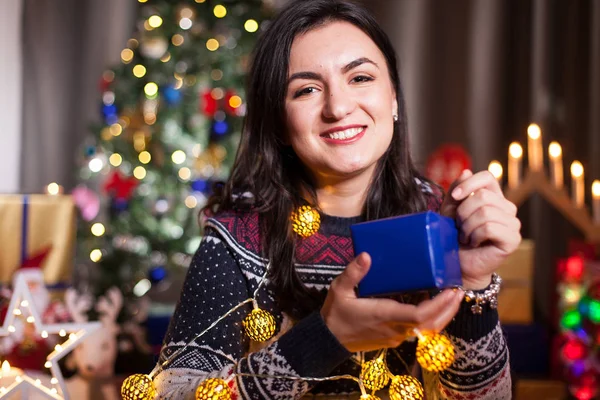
[74, 0, 271, 319]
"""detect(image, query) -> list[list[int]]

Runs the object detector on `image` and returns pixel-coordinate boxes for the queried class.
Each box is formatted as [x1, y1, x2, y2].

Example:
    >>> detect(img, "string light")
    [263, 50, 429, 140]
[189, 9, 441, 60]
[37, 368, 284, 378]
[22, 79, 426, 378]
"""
[178, 167, 191, 181]
[110, 123, 123, 136]
[291, 205, 321, 237]
[206, 38, 219, 51]
[88, 157, 104, 173]
[211, 69, 223, 81]
[160, 52, 171, 62]
[242, 305, 276, 342]
[195, 378, 232, 400]
[46, 182, 61, 195]
[244, 19, 259, 33]
[139, 151, 152, 164]
[148, 15, 163, 28]
[144, 82, 159, 98]
[121, 374, 156, 400]
[228, 95, 242, 109]
[109, 153, 123, 167]
[133, 166, 147, 180]
[360, 353, 389, 391]
[213, 5, 227, 18]
[121, 49, 134, 64]
[414, 330, 455, 372]
[172, 34, 184, 46]
[389, 375, 424, 400]
[90, 249, 103, 262]
[185, 196, 198, 208]
[133, 64, 147, 78]
[171, 150, 187, 164]
[91, 223, 105, 237]
[180, 18, 193, 30]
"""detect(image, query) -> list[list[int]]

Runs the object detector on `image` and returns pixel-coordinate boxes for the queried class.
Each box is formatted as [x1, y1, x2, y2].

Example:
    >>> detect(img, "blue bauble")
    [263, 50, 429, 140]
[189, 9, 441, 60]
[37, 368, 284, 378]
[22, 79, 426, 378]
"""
[149, 266, 167, 283]
[163, 86, 182, 106]
[213, 120, 228, 135]
[191, 179, 208, 193]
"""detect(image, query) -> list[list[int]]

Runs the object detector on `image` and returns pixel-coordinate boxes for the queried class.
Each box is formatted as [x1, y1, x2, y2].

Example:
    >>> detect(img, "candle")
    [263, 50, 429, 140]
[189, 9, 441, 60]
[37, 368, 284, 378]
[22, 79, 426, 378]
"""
[508, 142, 523, 189]
[0, 361, 24, 390]
[488, 161, 503, 186]
[548, 141, 564, 189]
[570, 161, 584, 208]
[527, 123, 543, 171]
[45, 182, 63, 195]
[593, 180, 600, 224]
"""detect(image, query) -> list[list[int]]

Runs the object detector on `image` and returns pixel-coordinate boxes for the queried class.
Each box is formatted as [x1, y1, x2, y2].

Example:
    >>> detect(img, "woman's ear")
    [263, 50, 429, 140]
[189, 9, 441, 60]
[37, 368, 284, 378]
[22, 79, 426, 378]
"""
[392, 98, 398, 120]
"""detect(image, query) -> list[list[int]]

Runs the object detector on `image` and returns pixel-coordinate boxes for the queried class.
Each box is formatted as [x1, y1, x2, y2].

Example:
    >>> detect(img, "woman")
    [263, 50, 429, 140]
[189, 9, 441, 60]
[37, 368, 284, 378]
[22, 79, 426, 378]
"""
[153, 0, 520, 398]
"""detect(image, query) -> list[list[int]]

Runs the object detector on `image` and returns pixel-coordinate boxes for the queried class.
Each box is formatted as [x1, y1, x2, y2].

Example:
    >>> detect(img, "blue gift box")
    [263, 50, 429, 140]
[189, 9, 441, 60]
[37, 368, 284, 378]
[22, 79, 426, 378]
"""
[351, 211, 462, 297]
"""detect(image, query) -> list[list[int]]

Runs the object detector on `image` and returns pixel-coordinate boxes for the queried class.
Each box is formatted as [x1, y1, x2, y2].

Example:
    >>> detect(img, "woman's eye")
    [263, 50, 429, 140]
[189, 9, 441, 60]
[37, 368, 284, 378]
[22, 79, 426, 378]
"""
[293, 87, 317, 98]
[351, 75, 373, 83]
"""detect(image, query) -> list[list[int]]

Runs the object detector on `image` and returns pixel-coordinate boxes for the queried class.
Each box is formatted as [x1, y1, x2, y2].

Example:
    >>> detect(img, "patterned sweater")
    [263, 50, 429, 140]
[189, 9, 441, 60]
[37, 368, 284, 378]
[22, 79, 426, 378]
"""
[154, 196, 512, 399]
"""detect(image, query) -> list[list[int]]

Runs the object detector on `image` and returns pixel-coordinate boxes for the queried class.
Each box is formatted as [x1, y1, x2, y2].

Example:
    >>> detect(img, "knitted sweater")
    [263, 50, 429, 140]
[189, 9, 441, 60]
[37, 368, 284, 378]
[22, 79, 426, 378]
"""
[154, 193, 511, 399]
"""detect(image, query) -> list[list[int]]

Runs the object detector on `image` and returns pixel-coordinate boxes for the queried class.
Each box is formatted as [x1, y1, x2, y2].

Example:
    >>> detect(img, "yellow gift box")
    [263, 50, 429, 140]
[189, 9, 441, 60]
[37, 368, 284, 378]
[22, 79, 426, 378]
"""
[0, 194, 76, 284]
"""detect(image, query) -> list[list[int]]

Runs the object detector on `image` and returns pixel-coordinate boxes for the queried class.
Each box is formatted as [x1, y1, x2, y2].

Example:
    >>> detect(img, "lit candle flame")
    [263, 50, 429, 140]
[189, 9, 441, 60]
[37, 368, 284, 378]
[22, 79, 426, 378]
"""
[527, 123, 541, 139]
[548, 142, 562, 158]
[509, 143, 523, 159]
[2, 361, 10, 374]
[571, 161, 584, 178]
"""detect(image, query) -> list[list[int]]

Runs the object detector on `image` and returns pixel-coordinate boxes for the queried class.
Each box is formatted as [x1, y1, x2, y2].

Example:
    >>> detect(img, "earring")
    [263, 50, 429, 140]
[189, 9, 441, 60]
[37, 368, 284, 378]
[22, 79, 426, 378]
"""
[393, 114, 398, 122]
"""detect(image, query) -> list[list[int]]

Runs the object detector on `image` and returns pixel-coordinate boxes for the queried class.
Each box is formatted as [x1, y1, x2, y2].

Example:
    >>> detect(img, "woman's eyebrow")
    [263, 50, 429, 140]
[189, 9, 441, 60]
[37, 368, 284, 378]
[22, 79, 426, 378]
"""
[288, 57, 379, 85]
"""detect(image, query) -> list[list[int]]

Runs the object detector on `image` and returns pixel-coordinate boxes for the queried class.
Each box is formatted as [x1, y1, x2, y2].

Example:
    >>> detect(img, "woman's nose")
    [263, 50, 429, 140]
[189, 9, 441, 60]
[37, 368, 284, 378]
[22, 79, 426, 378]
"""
[322, 84, 356, 120]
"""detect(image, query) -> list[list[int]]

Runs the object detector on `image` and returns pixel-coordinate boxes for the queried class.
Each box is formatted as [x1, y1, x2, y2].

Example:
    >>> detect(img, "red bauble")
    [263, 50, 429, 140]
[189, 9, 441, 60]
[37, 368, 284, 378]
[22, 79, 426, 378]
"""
[201, 90, 217, 117]
[103, 170, 138, 200]
[562, 338, 589, 362]
[425, 144, 472, 191]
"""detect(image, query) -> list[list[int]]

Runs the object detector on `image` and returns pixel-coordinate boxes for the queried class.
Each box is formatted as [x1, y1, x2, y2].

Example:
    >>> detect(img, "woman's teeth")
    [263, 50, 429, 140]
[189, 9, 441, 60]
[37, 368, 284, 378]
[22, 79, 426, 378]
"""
[326, 127, 364, 140]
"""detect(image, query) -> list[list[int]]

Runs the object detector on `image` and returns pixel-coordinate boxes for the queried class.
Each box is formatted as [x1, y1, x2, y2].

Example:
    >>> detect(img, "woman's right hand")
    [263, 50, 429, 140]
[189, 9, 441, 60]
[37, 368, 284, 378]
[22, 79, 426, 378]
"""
[321, 252, 464, 353]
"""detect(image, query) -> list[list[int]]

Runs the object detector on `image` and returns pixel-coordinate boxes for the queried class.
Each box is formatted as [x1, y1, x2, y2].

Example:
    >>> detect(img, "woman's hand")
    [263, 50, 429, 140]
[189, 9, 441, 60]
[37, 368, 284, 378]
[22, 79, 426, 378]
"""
[321, 253, 464, 353]
[440, 170, 522, 290]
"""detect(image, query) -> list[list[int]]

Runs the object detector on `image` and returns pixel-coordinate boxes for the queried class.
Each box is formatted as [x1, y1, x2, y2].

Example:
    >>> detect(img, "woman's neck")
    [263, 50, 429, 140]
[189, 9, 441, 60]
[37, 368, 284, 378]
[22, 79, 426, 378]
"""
[312, 168, 374, 217]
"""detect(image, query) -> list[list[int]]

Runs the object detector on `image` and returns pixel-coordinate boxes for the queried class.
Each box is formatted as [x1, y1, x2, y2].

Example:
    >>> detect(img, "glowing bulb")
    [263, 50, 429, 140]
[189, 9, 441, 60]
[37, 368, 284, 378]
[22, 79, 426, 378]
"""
[41, 331, 48, 338]
[110, 123, 122, 136]
[121, 49, 134, 63]
[91, 223, 105, 237]
[109, 153, 122, 167]
[133, 166, 147, 180]
[179, 17, 192, 30]
[244, 19, 259, 33]
[133, 279, 152, 297]
[206, 38, 219, 51]
[133, 64, 146, 78]
[228, 95, 242, 108]
[172, 34, 184, 46]
[185, 196, 198, 208]
[51, 378, 58, 384]
[148, 15, 163, 28]
[160, 52, 171, 62]
[46, 182, 61, 195]
[26, 316, 35, 323]
[20, 300, 28, 307]
[88, 157, 104, 172]
[171, 150, 186, 164]
[45, 361, 52, 369]
[144, 82, 158, 98]
[488, 161, 503, 180]
[527, 123, 541, 139]
[509, 142, 523, 158]
[139, 151, 152, 164]
[593, 180, 600, 197]
[35, 379, 41, 386]
[13, 309, 21, 315]
[55, 344, 63, 352]
[549, 141, 562, 158]
[571, 161, 584, 178]
[213, 5, 227, 18]
[211, 88, 224, 100]
[59, 329, 67, 337]
[178, 167, 191, 181]
[1, 362, 10, 374]
[90, 249, 102, 262]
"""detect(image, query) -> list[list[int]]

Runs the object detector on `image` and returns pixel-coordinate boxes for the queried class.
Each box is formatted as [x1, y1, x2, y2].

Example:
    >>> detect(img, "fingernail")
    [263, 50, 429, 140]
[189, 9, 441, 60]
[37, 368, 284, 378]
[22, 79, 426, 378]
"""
[452, 187, 462, 200]
[356, 253, 367, 268]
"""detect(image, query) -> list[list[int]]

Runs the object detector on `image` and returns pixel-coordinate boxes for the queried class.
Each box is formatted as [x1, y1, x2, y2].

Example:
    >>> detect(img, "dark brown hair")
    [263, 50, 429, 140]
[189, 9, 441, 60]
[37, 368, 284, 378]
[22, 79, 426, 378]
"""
[206, 0, 434, 320]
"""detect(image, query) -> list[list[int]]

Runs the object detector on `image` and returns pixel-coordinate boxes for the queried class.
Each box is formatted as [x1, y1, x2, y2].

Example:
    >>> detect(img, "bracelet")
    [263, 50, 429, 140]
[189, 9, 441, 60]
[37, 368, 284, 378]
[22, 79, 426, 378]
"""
[462, 273, 502, 314]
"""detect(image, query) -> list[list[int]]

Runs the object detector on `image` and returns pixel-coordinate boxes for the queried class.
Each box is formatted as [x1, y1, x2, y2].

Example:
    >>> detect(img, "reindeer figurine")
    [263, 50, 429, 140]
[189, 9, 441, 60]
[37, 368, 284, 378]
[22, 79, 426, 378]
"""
[64, 287, 122, 400]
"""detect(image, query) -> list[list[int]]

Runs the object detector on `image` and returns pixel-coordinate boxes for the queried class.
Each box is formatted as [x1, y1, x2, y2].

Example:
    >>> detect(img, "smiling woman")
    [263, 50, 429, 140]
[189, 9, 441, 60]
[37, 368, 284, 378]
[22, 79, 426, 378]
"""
[152, 1, 516, 399]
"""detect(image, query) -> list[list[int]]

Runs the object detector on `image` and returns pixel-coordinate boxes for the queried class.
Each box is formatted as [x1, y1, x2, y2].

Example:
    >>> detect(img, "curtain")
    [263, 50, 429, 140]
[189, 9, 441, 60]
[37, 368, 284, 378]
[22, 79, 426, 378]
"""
[20, 0, 136, 193]
[368, 0, 600, 330]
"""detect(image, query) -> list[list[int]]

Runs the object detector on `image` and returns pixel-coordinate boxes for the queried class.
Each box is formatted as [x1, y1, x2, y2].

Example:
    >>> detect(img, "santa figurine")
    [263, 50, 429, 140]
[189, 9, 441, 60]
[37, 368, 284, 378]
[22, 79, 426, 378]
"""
[0, 246, 70, 370]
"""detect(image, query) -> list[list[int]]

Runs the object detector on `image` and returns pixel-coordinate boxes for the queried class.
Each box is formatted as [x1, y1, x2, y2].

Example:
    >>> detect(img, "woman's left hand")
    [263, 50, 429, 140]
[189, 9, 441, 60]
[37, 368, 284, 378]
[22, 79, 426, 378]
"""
[439, 169, 522, 290]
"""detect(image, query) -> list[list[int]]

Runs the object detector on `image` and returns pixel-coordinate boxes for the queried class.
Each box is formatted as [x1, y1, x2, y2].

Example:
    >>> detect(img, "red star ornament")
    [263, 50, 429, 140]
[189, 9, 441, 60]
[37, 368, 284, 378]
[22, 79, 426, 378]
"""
[103, 171, 138, 200]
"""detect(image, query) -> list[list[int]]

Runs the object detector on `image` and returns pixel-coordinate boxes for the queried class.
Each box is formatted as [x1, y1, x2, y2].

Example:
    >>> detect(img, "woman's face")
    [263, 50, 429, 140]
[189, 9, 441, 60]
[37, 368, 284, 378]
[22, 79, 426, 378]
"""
[285, 21, 398, 185]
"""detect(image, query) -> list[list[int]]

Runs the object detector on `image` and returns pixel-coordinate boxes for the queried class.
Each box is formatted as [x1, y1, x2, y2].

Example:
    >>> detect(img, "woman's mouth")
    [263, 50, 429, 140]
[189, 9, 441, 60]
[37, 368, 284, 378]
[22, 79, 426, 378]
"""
[320, 126, 366, 144]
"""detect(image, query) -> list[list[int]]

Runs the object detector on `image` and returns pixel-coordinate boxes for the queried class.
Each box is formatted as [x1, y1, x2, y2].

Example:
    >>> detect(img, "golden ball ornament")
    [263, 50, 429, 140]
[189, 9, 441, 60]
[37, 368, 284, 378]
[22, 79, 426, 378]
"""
[389, 375, 424, 400]
[360, 357, 390, 391]
[195, 378, 232, 400]
[416, 333, 455, 372]
[290, 205, 321, 237]
[121, 374, 156, 400]
[243, 308, 276, 342]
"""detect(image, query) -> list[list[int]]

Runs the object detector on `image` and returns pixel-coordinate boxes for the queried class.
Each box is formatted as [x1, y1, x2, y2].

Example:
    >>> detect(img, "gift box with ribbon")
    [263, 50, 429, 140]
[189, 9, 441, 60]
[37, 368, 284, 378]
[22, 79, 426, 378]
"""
[0, 195, 76, 285]
[351, 211, 462, 297]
